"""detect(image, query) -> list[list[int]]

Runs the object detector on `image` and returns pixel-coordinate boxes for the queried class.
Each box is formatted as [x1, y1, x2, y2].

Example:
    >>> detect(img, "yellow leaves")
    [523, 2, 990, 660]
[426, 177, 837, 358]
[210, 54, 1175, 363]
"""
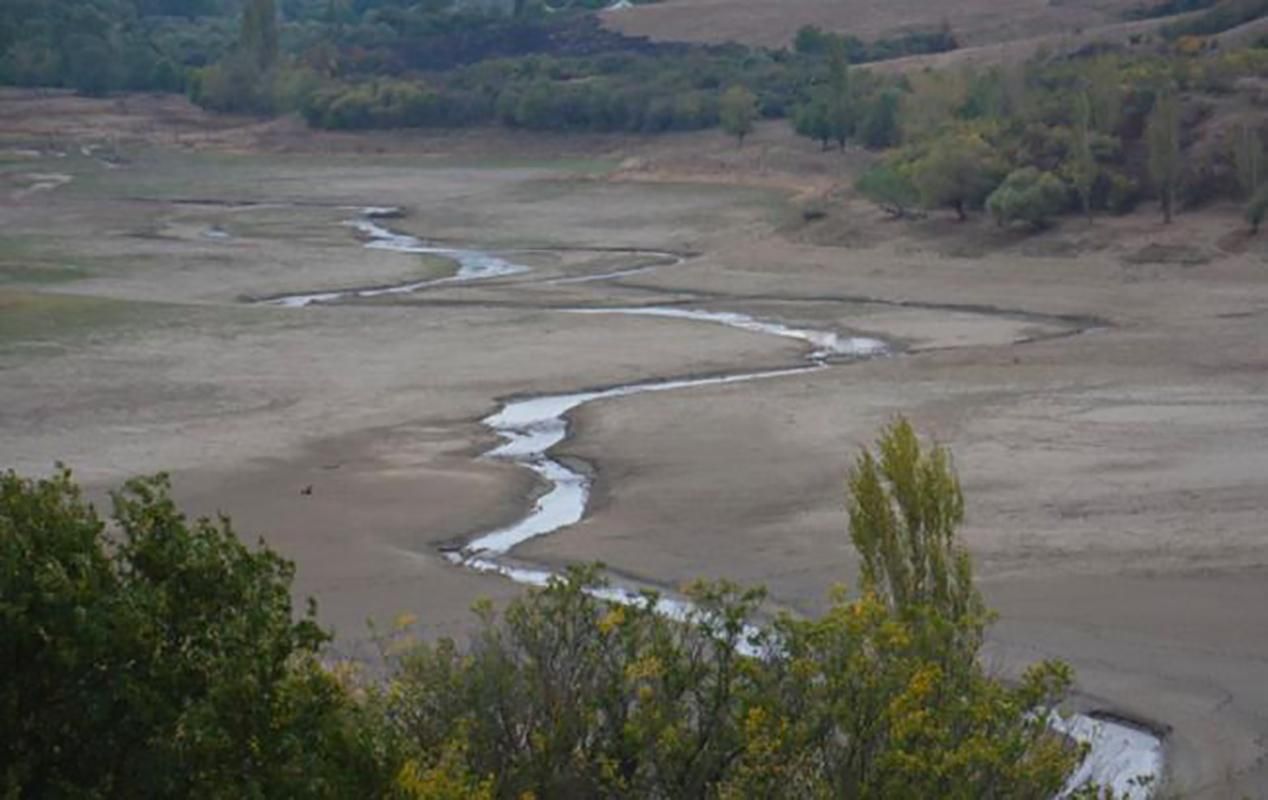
[878, 620, 911, 651]
[886, 664, 943, 742]
[1175, 35, 1206, 57]
[396, 753, 494, 800]
[394, 611, 418, 631]
[597, 606, 625, 635]
[625, 654, 663, 682]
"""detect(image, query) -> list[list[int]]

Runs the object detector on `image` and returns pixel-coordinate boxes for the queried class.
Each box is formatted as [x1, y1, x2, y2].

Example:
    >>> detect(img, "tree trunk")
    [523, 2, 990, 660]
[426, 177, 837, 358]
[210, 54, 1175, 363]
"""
[953, 201, 966, 221]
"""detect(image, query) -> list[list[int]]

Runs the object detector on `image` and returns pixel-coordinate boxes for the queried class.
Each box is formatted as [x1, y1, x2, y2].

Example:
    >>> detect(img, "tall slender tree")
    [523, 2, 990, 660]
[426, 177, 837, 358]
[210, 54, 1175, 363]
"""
[1070, 89, 1097, 225]
[1146, 89, 1181, 224]
[1233, 121, 1264, 200]
[241, 0, 278, 71]
[826, 39, 853, 151]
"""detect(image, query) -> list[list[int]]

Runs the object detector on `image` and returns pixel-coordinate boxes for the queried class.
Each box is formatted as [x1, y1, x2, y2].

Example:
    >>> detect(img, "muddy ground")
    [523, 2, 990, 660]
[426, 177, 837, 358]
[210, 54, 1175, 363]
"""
[2, 98, 1267, 797]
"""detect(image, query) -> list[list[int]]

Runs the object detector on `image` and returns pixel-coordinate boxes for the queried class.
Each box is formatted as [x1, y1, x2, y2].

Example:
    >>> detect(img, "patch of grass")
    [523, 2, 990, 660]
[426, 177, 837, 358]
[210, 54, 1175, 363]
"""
[0, 237, 89, 285]
[415, 252, 461, 281]
[0, 262, 88, 284]
[0, 290, 130, 343]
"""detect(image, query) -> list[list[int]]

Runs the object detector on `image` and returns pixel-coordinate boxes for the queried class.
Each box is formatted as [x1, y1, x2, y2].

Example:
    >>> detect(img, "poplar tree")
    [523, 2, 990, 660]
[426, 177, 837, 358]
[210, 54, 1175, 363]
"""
[827, 39, 853, 150]
[1233, 121, 1264, 200]
[1146, 89, 1181, 224]
[1070, 90, 1097, 224]
[241, 0, 278, 71]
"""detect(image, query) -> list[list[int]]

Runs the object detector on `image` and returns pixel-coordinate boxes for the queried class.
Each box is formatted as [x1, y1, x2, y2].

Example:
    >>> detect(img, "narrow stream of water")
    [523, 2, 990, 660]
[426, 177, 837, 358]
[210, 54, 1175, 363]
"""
[273, 212, 1161, 797]
[268, 209, 530, 307]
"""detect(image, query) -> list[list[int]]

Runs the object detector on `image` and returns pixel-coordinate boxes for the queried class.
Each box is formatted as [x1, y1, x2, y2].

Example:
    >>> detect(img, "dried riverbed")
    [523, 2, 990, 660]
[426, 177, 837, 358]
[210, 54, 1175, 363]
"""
[267, 211, 1162, 798]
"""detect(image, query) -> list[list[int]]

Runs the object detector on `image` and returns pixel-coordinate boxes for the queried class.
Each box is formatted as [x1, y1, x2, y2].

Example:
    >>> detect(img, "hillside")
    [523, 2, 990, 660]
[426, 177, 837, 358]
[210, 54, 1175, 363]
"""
[602, 0, 1148, 48]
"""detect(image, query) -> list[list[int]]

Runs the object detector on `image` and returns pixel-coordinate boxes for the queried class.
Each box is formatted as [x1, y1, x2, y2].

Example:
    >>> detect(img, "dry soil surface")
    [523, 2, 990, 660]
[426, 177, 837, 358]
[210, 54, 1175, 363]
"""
[2, 97, 1267, 797]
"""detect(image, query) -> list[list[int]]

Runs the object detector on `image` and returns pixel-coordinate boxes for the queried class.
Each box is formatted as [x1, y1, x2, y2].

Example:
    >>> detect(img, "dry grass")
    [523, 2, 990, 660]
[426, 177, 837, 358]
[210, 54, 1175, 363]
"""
[603, 0, 1148, 48]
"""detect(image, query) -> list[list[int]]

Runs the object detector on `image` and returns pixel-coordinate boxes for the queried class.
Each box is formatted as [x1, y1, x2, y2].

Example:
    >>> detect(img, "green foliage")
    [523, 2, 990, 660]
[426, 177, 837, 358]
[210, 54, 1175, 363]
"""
[0, 0, 219, 95]
[2, 421, 1095, 797]
[1068, 92, 1099, 222]
[911, 133, 1006, 220]
[859, 87, 902, 149]
[378, 419, 1084, 799]
[855, 163, 919, 218]
[1247, 184, 1268, 233]
[794, 98, 833, 150]
[1161, 0, 1268, 38]
[987, 167, 1071, 229]
[720, 85, 758, 145]
[792, 23, 959, 63]
[1125, 0, 1219, 20]
[241, 0, 279, 71]
[0, 468, 396, 798]
[826, 41, 854, 150]
[1146, 89, 1182, 222]
[1232, 121, 1265, 200]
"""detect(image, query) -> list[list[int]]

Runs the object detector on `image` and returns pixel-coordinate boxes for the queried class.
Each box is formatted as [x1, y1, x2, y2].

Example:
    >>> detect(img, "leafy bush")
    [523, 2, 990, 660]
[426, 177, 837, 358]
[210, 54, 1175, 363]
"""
[856, 163, 920, 218]
[2, 422, 1095, 798]
[380, 419, 1083, 799]
[987, 168, 1071, 229]
[0, 469, 397, 797]
[912, 133, 1007, 220]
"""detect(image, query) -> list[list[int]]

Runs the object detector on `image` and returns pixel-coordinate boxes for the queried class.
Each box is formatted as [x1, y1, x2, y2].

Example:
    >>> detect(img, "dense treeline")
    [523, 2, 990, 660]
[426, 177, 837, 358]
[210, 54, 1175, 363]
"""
[0, 0, 236, 94]
[290, 20, 957, 131]
[2, 421, 1107, 798]
[847, 46, 1268, 227]
[0, 0, 662, 97]
[6, 1, 1265, 228]
[1160, 0, 1268, 38]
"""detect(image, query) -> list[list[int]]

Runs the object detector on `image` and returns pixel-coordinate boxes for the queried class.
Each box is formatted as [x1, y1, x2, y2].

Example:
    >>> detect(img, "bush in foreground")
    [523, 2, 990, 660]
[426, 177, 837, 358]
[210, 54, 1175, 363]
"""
[2, 421, 1088, 798]
[0, 470, 394, 798]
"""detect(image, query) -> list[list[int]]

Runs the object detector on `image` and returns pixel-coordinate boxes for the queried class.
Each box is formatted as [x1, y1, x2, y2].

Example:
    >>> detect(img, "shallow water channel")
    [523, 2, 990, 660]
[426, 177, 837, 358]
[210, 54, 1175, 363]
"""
[271, 210, 1163, 797]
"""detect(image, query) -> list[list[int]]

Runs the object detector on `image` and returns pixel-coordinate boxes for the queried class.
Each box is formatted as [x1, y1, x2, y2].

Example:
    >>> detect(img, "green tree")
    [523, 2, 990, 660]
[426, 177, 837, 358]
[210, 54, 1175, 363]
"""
[1069, 90, 1098, 224]
[64, 33, 118, 97]
[859, 87, 901, 149]
[719, 85, 758, 146]
[793, 97, 832, 150]
[1146, 89, 1182, 224]
[987, 167, 1070, 229]
[911, 133, 1003, 220]
[856, 162, 919, 218]
[241, 0, 278, 71]
[1247, 185, 1268, 235]
[1232, 121, 1264, 200]
[1083, 56, 1123, 136]
[381, 420, 1085, 799]
[0, 469, 395, 797]
[826, 39, 854, 150]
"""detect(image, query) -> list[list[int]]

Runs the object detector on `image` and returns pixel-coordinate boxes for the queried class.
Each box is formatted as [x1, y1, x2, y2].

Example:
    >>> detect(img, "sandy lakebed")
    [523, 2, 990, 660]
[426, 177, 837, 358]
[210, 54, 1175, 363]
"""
[2, 110, 1267, 796]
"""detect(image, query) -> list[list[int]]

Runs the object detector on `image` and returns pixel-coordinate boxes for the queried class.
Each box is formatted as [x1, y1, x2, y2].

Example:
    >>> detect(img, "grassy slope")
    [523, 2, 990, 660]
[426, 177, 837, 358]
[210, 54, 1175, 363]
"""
[603, 0, 1150, 48]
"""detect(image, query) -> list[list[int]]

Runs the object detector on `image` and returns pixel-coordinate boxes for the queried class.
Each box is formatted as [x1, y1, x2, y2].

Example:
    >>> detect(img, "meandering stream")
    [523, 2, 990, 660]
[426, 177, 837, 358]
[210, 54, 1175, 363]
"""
[269, 210, 1163, 798]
